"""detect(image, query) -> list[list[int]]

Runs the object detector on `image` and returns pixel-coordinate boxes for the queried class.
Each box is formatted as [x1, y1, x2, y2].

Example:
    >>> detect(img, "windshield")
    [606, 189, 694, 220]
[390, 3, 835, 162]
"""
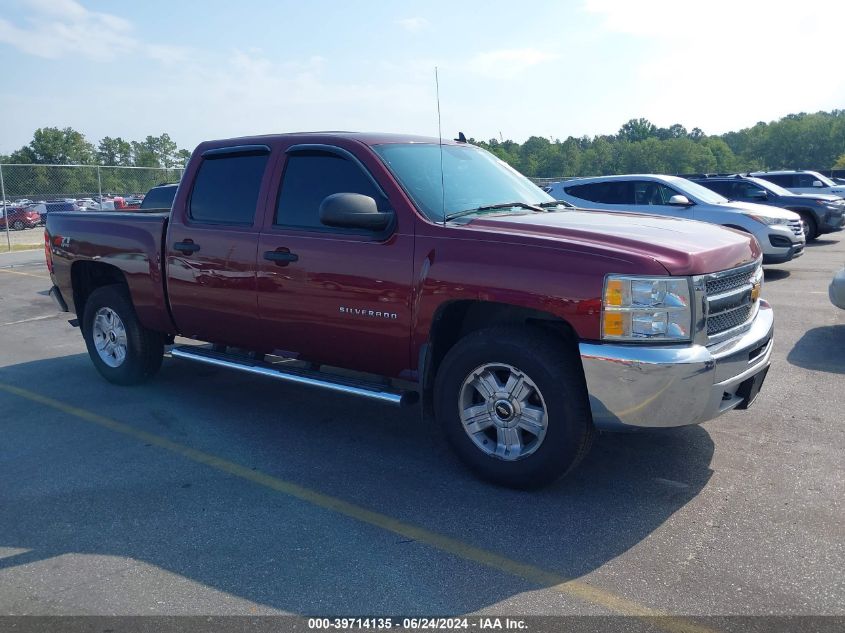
[747, 177, 793, 197]
[670, 177, 731, 204]
[372, 143, 554, 221]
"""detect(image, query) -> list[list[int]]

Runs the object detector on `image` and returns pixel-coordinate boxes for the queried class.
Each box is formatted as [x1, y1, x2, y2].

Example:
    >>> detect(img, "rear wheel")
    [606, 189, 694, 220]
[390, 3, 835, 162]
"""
[434, 326, 594, 488]
[12, 220, 24, 230]
[82, 285, 164, 385]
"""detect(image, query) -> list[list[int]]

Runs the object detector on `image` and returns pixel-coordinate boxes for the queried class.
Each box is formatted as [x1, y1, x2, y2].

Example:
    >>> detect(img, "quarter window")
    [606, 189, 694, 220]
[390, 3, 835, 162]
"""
[189, 152, 268, 224]
[275, 151, 384, 229]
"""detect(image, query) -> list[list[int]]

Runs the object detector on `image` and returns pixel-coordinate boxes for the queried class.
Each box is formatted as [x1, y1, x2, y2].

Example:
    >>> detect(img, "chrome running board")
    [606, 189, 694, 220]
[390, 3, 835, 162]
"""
[170, 346, 417, 407]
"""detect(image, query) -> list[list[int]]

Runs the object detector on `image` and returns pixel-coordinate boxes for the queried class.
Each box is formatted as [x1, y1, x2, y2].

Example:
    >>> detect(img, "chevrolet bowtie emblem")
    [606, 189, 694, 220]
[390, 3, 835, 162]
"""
[751, 280, 761, 302]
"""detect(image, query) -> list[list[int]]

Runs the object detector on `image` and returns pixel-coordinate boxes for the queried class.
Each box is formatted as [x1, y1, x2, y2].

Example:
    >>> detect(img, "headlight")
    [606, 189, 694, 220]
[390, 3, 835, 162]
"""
[602, 276, 692, 342]
[746, 214, 790, 225]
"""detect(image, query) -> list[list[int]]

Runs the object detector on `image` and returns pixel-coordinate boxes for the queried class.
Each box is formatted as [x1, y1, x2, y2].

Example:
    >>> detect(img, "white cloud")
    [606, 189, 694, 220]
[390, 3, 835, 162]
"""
[0, 0, 135, 61]
[583, 0, 845, 132]
[396, 17, 430, 32]
[465, 48, 559, 79]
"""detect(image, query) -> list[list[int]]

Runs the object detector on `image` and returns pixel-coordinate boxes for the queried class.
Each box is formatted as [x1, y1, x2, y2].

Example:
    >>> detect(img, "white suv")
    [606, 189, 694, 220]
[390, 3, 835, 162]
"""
[750, 170, 845, 197]
[546, 174, 806, 264]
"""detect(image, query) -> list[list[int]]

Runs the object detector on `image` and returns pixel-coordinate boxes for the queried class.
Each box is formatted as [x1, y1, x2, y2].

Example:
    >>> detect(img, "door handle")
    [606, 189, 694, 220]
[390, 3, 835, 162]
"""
[264, 249, 299, 266]
[173, 240, 200, 254]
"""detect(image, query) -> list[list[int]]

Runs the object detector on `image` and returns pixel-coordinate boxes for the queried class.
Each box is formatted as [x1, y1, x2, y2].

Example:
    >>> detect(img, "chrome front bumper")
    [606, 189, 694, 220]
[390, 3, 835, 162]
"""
[579, 301, 774, 429]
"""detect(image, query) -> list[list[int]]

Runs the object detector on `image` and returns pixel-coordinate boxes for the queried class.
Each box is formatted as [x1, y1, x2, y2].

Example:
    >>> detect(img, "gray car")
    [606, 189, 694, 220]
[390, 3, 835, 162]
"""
[546, 174, 805, 264]
[690, 174, 845, 240]
[750, 170, 845, 197]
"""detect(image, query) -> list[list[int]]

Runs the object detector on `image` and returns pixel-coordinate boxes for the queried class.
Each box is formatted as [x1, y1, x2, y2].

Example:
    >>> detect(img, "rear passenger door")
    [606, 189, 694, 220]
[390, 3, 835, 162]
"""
[166, 145, 271, 350]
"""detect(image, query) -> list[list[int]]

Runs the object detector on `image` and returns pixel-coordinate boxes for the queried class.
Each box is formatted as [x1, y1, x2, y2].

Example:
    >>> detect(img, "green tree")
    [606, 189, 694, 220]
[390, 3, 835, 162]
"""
[618, 118, 657, 143]
[12, 127, 95, 164]
[97, 137, 133, 166]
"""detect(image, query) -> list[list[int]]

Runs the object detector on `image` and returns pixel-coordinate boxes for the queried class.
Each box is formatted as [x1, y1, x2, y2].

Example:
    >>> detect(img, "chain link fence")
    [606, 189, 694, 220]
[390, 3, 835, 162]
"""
[529, 176, 579, 188]
[1, 164, 183, 250]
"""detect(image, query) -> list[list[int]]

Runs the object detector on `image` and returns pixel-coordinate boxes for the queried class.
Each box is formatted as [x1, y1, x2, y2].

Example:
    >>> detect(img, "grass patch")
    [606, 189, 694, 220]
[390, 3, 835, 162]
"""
[1, 244, 41, 252]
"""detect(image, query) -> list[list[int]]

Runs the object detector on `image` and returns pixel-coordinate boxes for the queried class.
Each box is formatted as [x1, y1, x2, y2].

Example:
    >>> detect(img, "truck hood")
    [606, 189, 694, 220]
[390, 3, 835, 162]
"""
[718, 200, 800, 219]
[468, 210, 759, 276]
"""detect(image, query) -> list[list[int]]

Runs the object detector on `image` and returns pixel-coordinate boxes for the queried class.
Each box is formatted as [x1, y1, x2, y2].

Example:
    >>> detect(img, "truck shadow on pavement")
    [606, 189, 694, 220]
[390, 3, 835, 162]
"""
[787, 325, 845, 374]
[0, 353, 715, 615]
[763, 268, 790, 282]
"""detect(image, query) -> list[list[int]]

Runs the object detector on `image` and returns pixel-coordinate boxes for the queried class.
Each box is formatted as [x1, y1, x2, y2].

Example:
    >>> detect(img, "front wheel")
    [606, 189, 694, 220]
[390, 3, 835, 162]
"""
[799, 213, 818, 241]
[12, 220, 24, 230]
[82, 285, 164, 385]
[434, 326, 594, 489]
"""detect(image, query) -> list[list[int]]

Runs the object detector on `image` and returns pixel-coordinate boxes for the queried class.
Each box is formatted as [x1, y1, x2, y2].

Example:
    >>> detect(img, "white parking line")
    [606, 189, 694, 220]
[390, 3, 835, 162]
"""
[1, 314, 58, 327]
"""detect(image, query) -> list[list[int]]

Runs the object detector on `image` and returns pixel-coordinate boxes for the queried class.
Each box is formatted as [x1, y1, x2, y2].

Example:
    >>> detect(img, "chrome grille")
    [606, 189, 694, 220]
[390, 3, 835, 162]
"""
[700, 261, 762, 340]
[707, 304, 753, 335]
[788, 219, 803, 237]
[705, 269, 754, 296]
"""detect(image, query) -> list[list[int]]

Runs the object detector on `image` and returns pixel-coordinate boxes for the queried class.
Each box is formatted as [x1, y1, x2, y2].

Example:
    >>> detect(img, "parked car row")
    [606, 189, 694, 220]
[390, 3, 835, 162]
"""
[543, 169, 845, 265]
[0, 206, 41, 230]
[545, 174, 808, 264]
[688, 174, 845, 240]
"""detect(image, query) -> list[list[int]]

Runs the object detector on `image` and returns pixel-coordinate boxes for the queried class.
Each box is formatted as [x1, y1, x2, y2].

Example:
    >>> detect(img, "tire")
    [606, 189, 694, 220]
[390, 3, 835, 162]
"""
[12, 220, 24, 230]
[434, 326, 594, 489]
[798, 213, 817, 241]
[82, 285, 164, 385]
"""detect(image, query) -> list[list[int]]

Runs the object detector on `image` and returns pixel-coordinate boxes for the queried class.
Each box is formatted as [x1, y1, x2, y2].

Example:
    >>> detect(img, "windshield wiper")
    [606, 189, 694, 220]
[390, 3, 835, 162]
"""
[445, 201, 545, 221]
[537, 200, 574, 209]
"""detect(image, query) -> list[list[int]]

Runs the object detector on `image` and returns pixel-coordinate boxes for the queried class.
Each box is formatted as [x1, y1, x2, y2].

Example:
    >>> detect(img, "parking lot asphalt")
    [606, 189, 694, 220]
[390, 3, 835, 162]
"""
[0, 237, 843, 619]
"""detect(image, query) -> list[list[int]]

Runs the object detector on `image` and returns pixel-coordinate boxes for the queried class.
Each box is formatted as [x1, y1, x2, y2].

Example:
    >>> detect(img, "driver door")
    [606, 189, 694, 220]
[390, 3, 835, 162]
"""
[256, 145, 414, 378]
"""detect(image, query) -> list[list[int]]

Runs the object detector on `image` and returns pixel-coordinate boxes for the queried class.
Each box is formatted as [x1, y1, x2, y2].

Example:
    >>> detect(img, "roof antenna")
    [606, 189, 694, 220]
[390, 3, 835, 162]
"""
[435, 66, 446, 225]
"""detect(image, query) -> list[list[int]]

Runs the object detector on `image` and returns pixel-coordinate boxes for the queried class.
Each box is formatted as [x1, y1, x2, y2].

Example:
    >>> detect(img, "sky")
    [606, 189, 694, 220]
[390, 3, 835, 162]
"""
[1, 0, 844, 154]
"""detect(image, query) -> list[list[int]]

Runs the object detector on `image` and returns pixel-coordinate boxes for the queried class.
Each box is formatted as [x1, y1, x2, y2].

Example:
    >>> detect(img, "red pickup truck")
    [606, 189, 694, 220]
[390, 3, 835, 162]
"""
[45, 132, 773, 487]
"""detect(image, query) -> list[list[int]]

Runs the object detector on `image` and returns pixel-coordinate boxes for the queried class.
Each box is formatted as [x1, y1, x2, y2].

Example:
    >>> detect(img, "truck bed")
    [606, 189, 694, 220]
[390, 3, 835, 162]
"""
[46, 210, 175, 334]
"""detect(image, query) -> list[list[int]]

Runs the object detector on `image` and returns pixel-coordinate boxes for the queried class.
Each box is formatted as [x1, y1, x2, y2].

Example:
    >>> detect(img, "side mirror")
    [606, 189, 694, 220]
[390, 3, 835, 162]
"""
[812, 180, 824, 188]
[748, 189, 768, 200]
[668, 194, 693, 206]
[319, 193, 393, 230]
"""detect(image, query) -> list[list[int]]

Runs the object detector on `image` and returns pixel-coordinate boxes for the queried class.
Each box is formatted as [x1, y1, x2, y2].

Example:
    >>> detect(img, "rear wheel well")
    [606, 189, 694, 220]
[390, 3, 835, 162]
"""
[421, 301, 581, 416]
[71, 261, 128, 326]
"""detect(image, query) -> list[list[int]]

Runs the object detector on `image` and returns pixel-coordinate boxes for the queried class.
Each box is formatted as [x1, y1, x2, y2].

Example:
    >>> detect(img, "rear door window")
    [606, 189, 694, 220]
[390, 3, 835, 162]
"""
[700, 180, 732, 197]
[141, 185, 177, 210]
[189, 151, 269, 224]
[565, 181, 634, 204]
[763, 174, 794, 188]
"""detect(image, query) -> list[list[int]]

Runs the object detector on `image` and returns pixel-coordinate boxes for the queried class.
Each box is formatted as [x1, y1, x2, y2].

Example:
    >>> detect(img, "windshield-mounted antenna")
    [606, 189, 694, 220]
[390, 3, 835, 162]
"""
[435, 66, 445, 226]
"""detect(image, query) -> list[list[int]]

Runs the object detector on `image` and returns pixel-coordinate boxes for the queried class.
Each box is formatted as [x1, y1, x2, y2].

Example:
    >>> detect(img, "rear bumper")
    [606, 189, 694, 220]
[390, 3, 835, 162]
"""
[579, 301, 773, 430]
